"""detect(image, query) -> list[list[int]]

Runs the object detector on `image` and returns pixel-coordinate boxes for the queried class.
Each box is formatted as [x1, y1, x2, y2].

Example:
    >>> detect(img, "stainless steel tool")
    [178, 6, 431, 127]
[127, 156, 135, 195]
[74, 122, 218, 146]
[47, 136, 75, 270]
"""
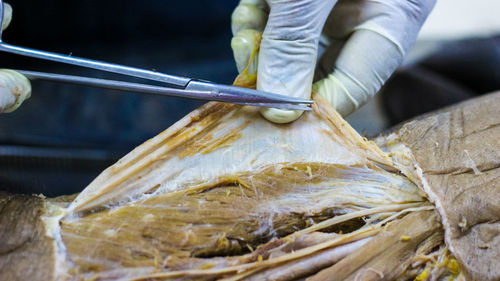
[0, 1, 312, 111]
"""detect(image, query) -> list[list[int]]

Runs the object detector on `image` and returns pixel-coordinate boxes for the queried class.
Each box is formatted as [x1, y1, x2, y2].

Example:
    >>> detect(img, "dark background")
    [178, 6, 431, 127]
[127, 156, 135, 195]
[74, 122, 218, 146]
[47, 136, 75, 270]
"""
[1, 0, 238, 150]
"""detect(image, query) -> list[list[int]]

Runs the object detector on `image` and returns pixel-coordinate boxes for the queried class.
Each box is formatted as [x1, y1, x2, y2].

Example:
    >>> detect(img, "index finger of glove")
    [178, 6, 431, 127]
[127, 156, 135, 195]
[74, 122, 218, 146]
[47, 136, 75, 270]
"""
[257, 0, 336, 123]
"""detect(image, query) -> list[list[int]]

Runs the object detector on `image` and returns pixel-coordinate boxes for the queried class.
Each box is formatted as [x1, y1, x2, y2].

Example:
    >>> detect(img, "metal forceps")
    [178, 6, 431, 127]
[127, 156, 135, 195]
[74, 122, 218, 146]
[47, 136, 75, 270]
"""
[0, 1, 312, 111]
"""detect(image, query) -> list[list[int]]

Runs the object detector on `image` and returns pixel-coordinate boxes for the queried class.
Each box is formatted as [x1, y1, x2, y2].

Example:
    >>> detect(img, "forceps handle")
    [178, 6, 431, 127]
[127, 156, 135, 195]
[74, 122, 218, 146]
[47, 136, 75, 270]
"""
[18, 70, 209, 99]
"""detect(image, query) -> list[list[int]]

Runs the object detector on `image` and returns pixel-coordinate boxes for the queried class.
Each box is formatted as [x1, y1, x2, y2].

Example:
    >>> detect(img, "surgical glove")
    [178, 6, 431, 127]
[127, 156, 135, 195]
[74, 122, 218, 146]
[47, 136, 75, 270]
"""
[0, 3, 31, 113]
[1, 2, 11, 30]
[231, 0, 435, 123]
[0, 69, 31, 113]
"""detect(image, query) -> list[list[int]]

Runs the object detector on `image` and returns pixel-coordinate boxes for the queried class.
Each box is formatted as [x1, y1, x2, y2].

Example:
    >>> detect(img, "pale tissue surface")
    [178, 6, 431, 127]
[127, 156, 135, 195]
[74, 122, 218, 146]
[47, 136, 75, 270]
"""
[68, 99, 390, 213]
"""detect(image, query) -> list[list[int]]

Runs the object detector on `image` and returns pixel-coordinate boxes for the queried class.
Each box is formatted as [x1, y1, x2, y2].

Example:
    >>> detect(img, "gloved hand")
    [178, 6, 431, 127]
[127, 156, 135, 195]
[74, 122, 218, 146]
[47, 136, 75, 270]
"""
[231, 0, 435, 123]
[0, 3, 31, 113]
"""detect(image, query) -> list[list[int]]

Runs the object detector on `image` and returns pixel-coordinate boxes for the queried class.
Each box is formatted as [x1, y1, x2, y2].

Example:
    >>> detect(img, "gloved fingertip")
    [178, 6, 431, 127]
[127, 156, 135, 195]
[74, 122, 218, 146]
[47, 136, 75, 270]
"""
[2, 3, 13, 31]
[259, 108, 304, 124]
[231, 3, 267, 35]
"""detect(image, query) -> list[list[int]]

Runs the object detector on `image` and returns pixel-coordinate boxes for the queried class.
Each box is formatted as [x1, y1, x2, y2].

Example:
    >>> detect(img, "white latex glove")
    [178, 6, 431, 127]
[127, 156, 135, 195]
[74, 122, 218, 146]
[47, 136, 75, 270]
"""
[0, 3, 31, 113]
[1, 2, 12, 31]
[0, 69, 31, 113]
[231, 0, 436, 123]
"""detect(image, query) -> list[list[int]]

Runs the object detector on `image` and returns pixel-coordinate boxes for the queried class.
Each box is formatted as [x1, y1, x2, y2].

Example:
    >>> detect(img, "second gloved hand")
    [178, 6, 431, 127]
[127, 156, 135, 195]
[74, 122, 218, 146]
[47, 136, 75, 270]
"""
[231, 0, 435, 123]
[0, 3, 31, 113]
[1, 1, 11, 30]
